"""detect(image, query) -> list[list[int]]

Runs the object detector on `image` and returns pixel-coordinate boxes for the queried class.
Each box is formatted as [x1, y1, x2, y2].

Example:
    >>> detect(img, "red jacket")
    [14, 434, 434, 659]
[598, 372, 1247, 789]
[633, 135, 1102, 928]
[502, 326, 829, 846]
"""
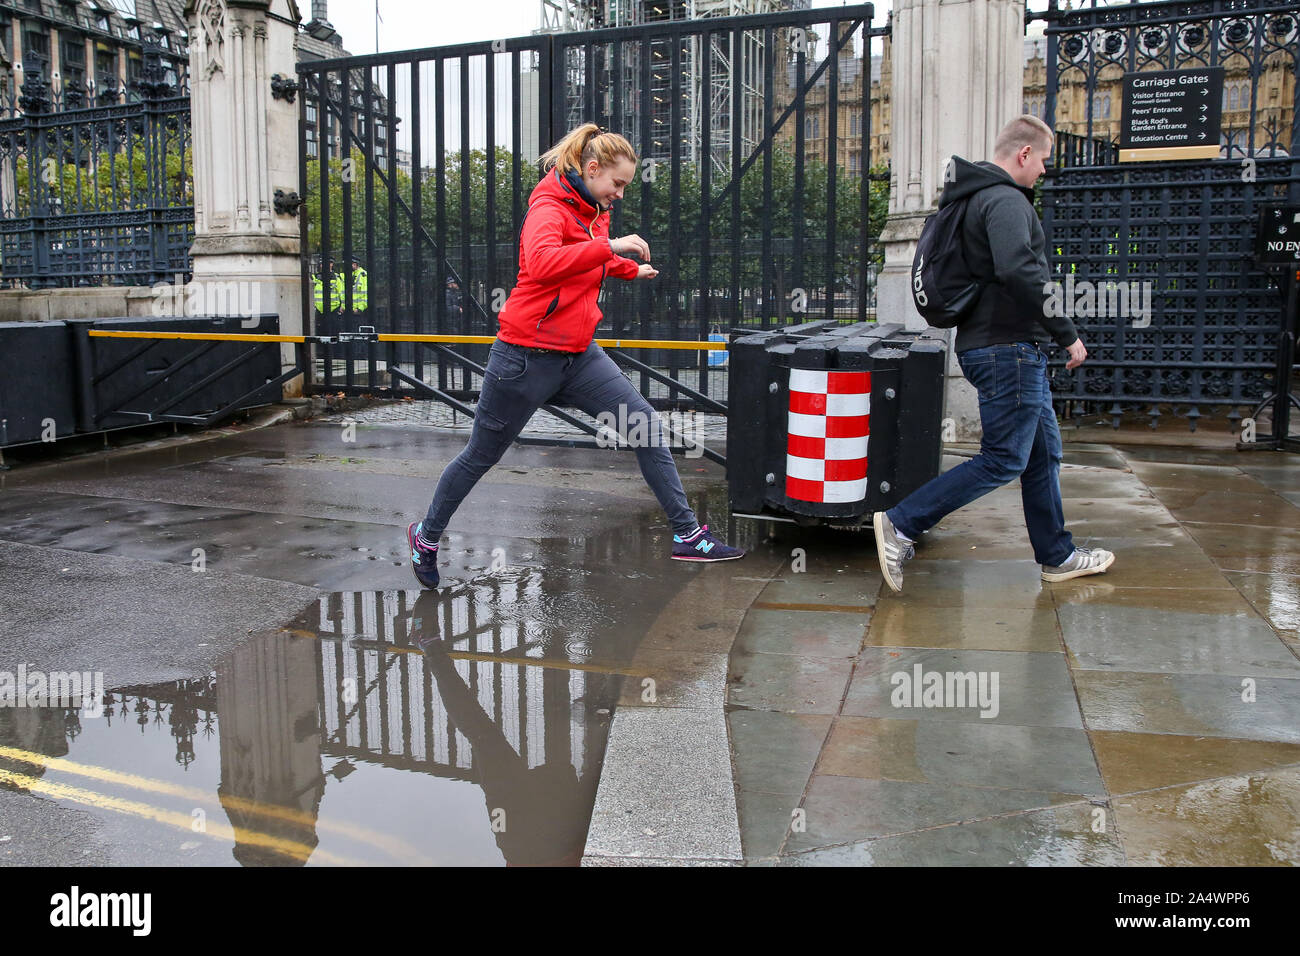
[497, 169, 641, 351]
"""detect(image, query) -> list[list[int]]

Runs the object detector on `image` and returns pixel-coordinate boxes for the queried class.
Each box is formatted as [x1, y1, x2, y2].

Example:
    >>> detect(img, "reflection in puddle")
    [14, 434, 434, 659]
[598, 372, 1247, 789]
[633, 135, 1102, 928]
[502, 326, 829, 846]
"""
[1, 574, 628, 866]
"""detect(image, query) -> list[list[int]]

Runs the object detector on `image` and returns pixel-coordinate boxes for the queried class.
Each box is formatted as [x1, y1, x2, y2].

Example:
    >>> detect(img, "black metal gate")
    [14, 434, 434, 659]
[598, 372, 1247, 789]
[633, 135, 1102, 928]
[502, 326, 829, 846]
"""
[1037, 0, 1299, 430]
[295, 4, 888, 418]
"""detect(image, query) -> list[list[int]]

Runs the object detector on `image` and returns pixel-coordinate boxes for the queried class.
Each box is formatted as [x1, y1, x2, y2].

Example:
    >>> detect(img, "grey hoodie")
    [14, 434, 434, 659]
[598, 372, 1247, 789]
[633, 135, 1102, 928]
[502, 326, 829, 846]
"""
[941, 156, 1079, 353]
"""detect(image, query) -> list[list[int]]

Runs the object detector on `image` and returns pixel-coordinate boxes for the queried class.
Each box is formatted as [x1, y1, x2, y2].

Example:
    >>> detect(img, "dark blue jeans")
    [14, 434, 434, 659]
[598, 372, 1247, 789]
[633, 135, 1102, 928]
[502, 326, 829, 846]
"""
[423, 339, 699, 538]
[886, 341, 1075, 567]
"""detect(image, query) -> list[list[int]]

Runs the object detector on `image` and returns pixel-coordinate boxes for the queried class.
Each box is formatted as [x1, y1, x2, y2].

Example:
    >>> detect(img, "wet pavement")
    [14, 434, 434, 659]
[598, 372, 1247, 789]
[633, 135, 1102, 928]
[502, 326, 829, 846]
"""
[728, 447, 1300, 866]
[3, 409, 1298, 866]
[0, 417, 769, 865]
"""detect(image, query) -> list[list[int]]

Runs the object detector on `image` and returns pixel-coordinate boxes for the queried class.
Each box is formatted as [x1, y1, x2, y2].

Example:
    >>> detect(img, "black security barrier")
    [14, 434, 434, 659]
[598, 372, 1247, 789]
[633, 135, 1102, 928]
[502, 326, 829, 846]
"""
[0, 315, 297, 451]
[0, 321, 79, 446]
[67, 315, 289, 433]
[728, 321, 946, 525]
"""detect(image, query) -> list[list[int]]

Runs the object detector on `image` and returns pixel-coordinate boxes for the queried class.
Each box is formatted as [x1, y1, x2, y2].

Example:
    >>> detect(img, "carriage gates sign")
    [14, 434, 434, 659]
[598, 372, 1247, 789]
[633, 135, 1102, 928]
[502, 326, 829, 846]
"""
[1119, 67, 1224, 162]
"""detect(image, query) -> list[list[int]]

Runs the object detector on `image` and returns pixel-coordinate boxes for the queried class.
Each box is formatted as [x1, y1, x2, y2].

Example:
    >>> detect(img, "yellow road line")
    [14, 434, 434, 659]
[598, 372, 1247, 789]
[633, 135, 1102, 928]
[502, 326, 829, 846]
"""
[0, 744, 432, 866]
[0, 767, 363, 866]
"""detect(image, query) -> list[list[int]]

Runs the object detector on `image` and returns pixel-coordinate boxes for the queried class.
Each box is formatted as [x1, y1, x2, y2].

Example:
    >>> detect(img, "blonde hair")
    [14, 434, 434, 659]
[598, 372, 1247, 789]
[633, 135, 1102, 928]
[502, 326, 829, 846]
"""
[539, 123, 638, 175]
[993, 115, 1054, 159]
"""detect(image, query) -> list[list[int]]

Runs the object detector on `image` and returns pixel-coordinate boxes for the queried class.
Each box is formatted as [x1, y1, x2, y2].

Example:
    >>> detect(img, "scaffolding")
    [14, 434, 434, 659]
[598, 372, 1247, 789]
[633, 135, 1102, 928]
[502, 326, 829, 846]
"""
[541, 0, 796, 175]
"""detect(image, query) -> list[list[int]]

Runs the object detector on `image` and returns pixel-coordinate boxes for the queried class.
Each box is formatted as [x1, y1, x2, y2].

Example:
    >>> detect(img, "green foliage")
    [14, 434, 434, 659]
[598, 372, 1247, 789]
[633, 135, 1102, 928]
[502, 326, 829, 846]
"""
[303, 144, 890, 302]
[11, 131, 191, 216]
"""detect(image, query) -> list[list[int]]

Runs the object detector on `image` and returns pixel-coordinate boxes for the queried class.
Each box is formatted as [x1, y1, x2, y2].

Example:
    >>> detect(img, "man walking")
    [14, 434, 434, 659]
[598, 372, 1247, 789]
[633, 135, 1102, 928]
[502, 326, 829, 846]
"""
[874, 115, 1114, 592]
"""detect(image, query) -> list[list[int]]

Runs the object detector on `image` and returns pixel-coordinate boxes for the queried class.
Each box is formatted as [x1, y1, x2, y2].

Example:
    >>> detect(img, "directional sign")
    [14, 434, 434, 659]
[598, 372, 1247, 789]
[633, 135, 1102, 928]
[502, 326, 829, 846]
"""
[1255, 205, 1300, 266]
[1119, 67, 1224, 162]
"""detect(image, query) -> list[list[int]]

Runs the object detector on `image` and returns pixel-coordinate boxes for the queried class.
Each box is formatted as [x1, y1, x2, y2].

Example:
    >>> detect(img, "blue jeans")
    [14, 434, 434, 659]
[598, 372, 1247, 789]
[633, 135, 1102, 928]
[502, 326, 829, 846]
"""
[886, 341, 1075, 567]
[423, 339, 699, 537]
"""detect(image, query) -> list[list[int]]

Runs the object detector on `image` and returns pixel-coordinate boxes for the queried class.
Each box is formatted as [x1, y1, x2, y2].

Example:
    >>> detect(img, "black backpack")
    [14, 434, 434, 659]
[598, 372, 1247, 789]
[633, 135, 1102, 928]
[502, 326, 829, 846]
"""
[910, 197, 986, 329]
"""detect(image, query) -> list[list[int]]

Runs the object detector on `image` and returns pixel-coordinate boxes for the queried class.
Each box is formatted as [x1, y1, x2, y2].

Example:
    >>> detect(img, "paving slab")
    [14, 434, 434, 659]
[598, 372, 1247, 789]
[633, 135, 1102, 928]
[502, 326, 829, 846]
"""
[582, 706, 742, 862]
[728, 710, 833, 795]
[1090, 730, 1300, 794]
[1075, 671, 1300, 742]
[731, 608, 868, 659]
[1057, 603, 1300, 676]
[776, 801, 1126, 866]
[863, 601, 1062, 652]
[786, 775, 1080, 851]
[812, 716, 1105, 796]
[1223, 570, 1300, 635]
[1181, 523, 1300, 576]
[1146, 488, 1300, 528]
[1113, 767, 1300, 866]
[727, 649, 855, 715]
[843, 648, 1084, 728]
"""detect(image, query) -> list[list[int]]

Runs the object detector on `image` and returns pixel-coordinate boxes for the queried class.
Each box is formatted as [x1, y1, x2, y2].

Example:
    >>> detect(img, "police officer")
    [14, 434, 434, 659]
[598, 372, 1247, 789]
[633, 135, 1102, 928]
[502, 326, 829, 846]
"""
[351, 258, 368, 313]
[445, 277, 462, 323]
[313, 259, 344, 316]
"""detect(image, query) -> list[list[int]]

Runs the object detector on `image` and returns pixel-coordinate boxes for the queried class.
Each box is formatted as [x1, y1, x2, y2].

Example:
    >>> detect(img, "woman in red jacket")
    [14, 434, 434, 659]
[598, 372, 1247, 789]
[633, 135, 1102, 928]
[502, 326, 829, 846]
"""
[407, 123, 744, 588]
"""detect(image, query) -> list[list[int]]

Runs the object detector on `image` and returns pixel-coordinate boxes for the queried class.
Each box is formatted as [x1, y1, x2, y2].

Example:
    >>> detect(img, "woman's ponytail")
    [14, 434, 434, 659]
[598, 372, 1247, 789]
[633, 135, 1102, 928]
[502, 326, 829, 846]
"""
[539, 123, 637, 175]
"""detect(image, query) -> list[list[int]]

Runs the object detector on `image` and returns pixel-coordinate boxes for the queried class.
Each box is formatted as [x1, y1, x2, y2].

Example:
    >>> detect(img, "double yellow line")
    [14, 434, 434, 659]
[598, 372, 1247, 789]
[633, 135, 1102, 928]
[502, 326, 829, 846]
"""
[0, 744, 433, 866]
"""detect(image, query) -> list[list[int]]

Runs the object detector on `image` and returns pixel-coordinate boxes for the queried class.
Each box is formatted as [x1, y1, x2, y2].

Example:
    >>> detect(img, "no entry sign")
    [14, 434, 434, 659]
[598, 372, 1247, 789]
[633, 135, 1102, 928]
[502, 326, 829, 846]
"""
[1255, 205, 1300, 266]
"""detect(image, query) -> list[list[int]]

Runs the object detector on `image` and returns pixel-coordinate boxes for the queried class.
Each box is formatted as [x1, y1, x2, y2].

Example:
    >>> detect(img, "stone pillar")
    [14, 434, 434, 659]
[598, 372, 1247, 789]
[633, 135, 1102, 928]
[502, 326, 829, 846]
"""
[877, 0, 1024, 439]
[185, 0, 303, 394]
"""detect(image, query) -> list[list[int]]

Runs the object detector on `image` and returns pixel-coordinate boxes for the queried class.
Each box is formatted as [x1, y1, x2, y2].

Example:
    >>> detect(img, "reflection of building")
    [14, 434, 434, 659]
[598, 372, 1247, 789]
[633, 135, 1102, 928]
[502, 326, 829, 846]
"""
[217, 633, 326, 868]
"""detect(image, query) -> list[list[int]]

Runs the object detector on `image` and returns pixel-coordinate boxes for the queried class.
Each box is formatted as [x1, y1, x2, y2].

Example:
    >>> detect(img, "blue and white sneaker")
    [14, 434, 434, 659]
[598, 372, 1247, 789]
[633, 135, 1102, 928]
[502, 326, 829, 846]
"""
[671, 525, 745, 562]
[406, 521, 440, 589]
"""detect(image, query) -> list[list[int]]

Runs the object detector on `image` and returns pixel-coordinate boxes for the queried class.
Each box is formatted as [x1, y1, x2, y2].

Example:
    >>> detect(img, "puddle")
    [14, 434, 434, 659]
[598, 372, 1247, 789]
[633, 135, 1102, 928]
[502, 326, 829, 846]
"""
[1, 575, 649, 866]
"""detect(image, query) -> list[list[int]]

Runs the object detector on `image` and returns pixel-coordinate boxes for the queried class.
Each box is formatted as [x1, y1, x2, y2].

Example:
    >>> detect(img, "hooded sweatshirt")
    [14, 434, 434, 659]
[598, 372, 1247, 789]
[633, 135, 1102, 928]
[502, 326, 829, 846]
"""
[941, 157, 1079, 353]
[497, 168, 641, 352]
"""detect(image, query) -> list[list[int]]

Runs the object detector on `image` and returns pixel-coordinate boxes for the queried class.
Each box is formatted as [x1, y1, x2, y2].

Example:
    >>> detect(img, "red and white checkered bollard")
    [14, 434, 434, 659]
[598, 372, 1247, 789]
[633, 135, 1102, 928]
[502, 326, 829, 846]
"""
[784, 368, 871, 504]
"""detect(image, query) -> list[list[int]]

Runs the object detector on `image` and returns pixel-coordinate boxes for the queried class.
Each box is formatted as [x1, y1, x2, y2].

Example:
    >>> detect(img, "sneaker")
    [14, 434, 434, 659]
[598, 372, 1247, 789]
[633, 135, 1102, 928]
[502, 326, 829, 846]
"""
[671, 525, 745, 562]
[1041, 547, 1114, 583]
[873, 510, 914, 594]
[406, 521, 441, 589]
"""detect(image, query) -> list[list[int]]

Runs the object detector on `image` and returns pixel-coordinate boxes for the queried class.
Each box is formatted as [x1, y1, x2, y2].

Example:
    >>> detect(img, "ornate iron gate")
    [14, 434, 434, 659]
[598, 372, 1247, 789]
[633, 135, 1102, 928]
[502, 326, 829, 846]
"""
[1036, 0, 1299, 430]
[295, 4, 888, 415]
[0, 42, 193, 289]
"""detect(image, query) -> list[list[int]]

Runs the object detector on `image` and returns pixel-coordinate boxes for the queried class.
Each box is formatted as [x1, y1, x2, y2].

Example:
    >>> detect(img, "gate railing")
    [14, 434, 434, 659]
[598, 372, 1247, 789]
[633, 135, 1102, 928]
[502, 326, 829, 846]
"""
[0, 44, 193, 289]
[296, 4, 889, 415]
[1035, 0, 1299, 430]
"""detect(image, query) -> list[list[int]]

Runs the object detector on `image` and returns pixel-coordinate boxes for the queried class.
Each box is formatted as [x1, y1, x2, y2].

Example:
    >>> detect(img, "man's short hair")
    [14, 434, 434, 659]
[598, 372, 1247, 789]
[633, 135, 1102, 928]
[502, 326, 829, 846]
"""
[994, 115, 1054, 160]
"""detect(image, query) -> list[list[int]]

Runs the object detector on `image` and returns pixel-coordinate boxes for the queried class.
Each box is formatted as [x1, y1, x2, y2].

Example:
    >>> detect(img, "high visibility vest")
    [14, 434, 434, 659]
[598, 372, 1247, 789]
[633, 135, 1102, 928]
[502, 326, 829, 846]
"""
[352, 268, 368, 311]
[314, 272, 344, 313]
